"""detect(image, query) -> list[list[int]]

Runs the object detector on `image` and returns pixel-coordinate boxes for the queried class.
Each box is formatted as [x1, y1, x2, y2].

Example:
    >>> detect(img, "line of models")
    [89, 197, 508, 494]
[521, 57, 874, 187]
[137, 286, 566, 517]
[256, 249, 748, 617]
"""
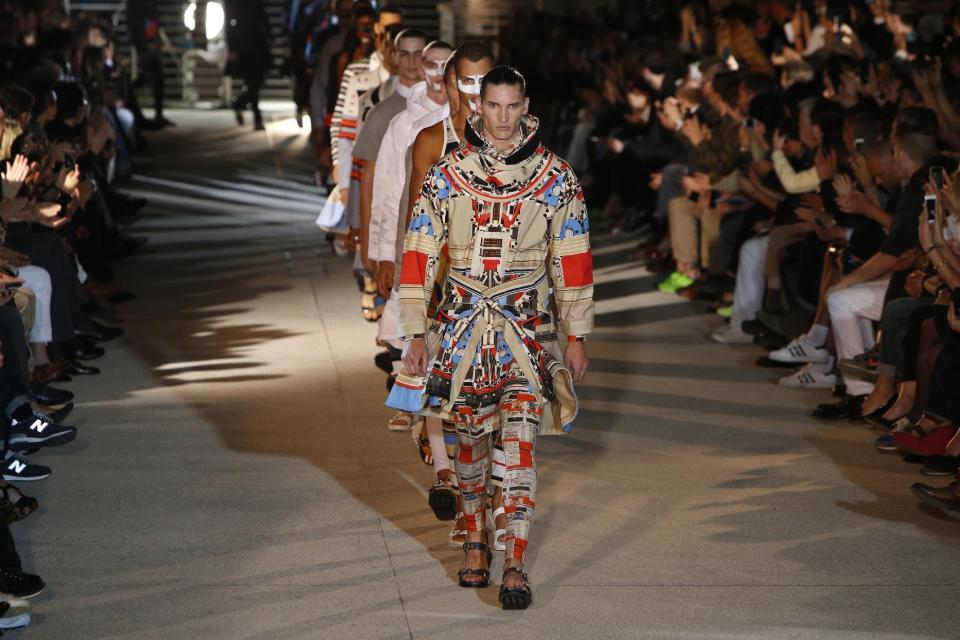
[326, 18, 595, 611]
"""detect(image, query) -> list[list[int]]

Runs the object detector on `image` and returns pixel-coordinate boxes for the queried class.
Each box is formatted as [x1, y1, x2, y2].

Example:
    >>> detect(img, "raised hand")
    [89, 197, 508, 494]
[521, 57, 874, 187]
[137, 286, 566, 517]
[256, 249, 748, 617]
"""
[1, 155, 30, 199]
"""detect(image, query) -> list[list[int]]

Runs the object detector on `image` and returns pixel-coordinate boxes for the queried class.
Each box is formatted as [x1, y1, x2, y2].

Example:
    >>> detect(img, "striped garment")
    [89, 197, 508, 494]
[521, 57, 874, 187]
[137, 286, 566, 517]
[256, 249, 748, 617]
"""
[329, 51, 390, 189]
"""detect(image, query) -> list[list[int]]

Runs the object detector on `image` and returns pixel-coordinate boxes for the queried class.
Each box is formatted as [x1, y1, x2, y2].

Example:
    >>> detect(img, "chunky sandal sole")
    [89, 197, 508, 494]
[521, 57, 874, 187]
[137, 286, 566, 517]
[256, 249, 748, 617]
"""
[499, 589, 532, 610]
[428, 486, 458, 521]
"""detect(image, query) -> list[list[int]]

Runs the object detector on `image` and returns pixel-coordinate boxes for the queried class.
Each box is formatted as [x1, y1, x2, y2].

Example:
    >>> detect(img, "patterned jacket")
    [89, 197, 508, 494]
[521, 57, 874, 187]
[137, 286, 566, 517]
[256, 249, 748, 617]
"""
[396, 114, 594, 434]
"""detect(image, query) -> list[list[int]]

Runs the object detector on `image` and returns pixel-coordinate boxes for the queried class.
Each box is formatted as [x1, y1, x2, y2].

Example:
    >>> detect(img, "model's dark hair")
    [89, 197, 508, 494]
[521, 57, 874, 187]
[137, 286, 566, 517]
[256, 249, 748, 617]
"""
[452, 41, 495, 73]
[480, 65, 525, 99]
[394, 27, 427, 46]
[424, 40, 454, 54]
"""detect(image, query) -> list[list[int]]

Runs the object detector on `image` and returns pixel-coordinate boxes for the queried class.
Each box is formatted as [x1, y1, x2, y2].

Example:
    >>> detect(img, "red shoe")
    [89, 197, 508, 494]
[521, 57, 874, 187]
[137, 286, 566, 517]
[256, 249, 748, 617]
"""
[894, 426, 959, 457]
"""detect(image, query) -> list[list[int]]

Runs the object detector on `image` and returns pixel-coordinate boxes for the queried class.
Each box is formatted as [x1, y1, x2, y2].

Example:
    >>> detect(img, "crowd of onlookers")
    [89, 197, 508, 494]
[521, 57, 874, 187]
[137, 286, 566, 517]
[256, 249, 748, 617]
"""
[509, 0, 960, 517]
[0, 0, 154, 629]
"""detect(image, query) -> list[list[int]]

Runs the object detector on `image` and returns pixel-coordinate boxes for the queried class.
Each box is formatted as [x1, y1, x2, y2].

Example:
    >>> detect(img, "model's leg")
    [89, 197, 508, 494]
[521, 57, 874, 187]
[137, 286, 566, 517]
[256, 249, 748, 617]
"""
[499, 385, 542, 591]
[453, 406, 492, 585]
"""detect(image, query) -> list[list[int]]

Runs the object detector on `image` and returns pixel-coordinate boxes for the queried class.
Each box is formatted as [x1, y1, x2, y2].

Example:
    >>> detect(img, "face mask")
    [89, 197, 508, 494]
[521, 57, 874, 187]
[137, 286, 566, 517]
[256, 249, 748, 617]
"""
[423, 61, 444, 78]
[457, 74, 484, 97]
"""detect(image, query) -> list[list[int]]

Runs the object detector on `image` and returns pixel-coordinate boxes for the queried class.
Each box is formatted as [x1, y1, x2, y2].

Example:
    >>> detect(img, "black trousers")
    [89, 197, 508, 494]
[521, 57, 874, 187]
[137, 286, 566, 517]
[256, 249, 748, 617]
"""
[926, 331, 960, 424]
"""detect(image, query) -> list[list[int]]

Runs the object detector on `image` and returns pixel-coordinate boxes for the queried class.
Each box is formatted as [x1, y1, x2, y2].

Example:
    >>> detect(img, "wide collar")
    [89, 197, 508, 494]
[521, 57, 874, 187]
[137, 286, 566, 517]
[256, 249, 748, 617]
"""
[465, 113, 541, 167]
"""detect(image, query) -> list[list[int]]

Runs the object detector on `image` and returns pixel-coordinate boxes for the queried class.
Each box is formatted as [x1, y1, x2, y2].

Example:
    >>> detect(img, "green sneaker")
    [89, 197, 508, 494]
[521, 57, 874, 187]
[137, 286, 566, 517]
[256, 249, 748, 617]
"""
[658, 271, 695, 293]
[715, 305, 733, 318]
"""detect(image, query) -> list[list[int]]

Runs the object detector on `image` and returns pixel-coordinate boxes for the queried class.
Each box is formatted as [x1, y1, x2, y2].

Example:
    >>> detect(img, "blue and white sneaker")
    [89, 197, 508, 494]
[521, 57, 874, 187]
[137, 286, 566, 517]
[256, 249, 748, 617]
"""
[8, 414, 77, 451]
[875, 434, 897, 452]
[2, 454, 51, 482]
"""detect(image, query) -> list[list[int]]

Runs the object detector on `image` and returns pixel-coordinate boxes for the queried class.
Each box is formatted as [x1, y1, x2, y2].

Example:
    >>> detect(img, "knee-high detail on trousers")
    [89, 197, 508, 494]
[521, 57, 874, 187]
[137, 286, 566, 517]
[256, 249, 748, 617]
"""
[452, 382, 541, 563]
[499, 385, 541, 564]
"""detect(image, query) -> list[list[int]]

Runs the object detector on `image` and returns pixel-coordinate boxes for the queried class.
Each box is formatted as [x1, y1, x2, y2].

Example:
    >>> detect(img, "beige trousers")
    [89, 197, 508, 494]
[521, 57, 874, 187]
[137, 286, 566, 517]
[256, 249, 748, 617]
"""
[668, 196, 722, 273]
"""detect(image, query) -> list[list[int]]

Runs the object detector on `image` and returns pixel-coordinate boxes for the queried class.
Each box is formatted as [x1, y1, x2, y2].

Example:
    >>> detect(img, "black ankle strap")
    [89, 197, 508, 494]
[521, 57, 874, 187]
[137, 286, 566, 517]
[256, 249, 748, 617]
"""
[462, 542, 489, 552]
[503, 566, 527, 579]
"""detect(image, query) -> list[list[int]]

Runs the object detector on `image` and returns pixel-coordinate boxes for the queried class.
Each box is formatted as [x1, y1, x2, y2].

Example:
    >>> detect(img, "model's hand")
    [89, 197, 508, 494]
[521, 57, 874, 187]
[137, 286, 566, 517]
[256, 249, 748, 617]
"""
[564, 341, 589, 383]
[377, 261, 395, 298]
[402, 337, 430, 377]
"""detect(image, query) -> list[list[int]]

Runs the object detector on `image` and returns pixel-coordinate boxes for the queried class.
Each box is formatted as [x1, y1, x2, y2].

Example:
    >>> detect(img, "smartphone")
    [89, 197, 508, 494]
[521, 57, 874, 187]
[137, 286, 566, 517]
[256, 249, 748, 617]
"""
[924, 194, 937, 222]
[689, 191, 701, 203]
[744, 117, 755, 130]
[953, 287, 960, 316]
[930, 166, 945, 189]
[709, 191, 720, 208]
[723, 195, 749, 207]
[63, 152, 76, 172]
[854, 138, 865, 153]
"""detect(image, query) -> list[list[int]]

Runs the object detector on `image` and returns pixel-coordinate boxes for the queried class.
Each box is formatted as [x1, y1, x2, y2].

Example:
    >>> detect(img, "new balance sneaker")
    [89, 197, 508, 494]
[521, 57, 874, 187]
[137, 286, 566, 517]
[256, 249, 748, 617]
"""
[0, 567, 44, 599]
[657, 271, 695, 294]
[769, 336, 830, 364]
[2, 454, 51, 482]
[8, 414, 77, 451]
[779, 363, 838, 389]
[711, 324, 754, 345]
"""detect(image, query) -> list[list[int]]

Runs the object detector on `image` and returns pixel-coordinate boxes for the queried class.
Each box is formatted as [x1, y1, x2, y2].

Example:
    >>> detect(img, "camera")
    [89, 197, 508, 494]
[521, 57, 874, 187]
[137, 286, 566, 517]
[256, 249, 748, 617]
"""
[854, 138, 865, 153]
[744, 117, 755, 130]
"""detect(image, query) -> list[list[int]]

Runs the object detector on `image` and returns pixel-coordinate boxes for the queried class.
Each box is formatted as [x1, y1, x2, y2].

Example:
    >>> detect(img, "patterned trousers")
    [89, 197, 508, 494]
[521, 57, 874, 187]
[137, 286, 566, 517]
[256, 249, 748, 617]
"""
[452, 381, 542, 564]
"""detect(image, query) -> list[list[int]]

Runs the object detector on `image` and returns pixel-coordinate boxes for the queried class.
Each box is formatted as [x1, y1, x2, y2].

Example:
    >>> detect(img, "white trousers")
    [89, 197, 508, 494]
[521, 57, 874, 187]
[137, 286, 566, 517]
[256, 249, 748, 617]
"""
[730, 235, 769, 331]
[377, 290, 402, 349]
[826, 279, 888, 396]
[17, 266, 52, 344]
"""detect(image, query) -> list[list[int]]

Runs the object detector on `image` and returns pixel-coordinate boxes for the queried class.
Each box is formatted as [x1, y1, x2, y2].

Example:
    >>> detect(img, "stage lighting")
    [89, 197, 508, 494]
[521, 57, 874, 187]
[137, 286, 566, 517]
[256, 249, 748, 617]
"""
[184, 2, 225, 41]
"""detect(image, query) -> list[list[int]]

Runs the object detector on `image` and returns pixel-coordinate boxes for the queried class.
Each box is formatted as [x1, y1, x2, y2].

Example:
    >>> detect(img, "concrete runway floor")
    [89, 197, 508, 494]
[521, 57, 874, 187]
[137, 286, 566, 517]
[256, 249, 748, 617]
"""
[14, 107, 960, 639]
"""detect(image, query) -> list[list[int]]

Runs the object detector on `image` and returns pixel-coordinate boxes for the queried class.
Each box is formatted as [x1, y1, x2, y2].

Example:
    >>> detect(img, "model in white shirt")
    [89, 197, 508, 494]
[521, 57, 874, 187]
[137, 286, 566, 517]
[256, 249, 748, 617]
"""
[369, 42, 453, 268]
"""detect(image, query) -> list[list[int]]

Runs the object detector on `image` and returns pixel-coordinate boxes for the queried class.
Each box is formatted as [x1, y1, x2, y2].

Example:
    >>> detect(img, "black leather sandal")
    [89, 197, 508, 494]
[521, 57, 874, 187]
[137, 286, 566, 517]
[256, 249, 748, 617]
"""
[428, 480, 457, 521]
[457, 541, 492, 588]
[499, 567, 532, 610]
[0, 485, 37, 524]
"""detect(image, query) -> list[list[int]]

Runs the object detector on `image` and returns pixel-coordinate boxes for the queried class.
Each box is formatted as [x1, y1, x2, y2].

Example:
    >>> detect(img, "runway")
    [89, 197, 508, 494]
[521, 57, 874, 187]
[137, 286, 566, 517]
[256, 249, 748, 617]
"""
[19, 107, 960, 639]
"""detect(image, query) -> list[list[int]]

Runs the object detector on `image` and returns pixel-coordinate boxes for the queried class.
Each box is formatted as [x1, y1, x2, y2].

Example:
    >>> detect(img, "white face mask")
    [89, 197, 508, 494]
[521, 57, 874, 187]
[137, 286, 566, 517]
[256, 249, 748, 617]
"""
[457, 74, 484, 97]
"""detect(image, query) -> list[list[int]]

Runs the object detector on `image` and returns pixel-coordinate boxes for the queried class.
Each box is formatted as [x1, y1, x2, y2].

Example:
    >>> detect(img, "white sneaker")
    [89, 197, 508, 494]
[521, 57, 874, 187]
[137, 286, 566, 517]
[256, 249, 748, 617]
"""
[711, 324, 754, 345]
[769, 337, 830, 364]
[0, 598, 30, 630]
[779, 363, 838, 388]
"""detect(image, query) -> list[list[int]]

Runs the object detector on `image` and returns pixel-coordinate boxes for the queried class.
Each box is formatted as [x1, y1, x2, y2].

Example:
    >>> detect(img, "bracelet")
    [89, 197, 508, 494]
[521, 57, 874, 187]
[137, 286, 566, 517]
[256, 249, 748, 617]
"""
[400, 333, 424, 343]
[567, 335, 586, 343]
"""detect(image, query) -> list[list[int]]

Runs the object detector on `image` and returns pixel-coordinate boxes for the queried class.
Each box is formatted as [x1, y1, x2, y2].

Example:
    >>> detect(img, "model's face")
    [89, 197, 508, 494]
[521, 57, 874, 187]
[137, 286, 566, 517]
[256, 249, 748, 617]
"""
[457, 58, 493, 113]
[396, 37, 425, 84]
[422, 47, 452, 98]
[480, 84, 528, 145]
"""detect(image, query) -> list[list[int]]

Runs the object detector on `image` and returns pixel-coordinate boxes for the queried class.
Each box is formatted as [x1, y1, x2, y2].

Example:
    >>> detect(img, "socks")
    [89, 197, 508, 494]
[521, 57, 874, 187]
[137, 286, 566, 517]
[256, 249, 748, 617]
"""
[805, 324, 829, 347]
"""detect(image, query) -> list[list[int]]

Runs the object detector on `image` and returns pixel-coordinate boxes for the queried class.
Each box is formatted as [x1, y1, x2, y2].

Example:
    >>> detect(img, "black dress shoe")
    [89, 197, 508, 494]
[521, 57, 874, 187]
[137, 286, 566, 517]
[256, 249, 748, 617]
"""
[921, 456, 960, 476]
[66, 362, 100, 376]
[76, 321, 124, 342]
[68, 344, 105, 361]
[863, 396, 898, 429]
[911, 481, 960, 519]
[813, 395, 866, 420]
[30, 382, 74, 407]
